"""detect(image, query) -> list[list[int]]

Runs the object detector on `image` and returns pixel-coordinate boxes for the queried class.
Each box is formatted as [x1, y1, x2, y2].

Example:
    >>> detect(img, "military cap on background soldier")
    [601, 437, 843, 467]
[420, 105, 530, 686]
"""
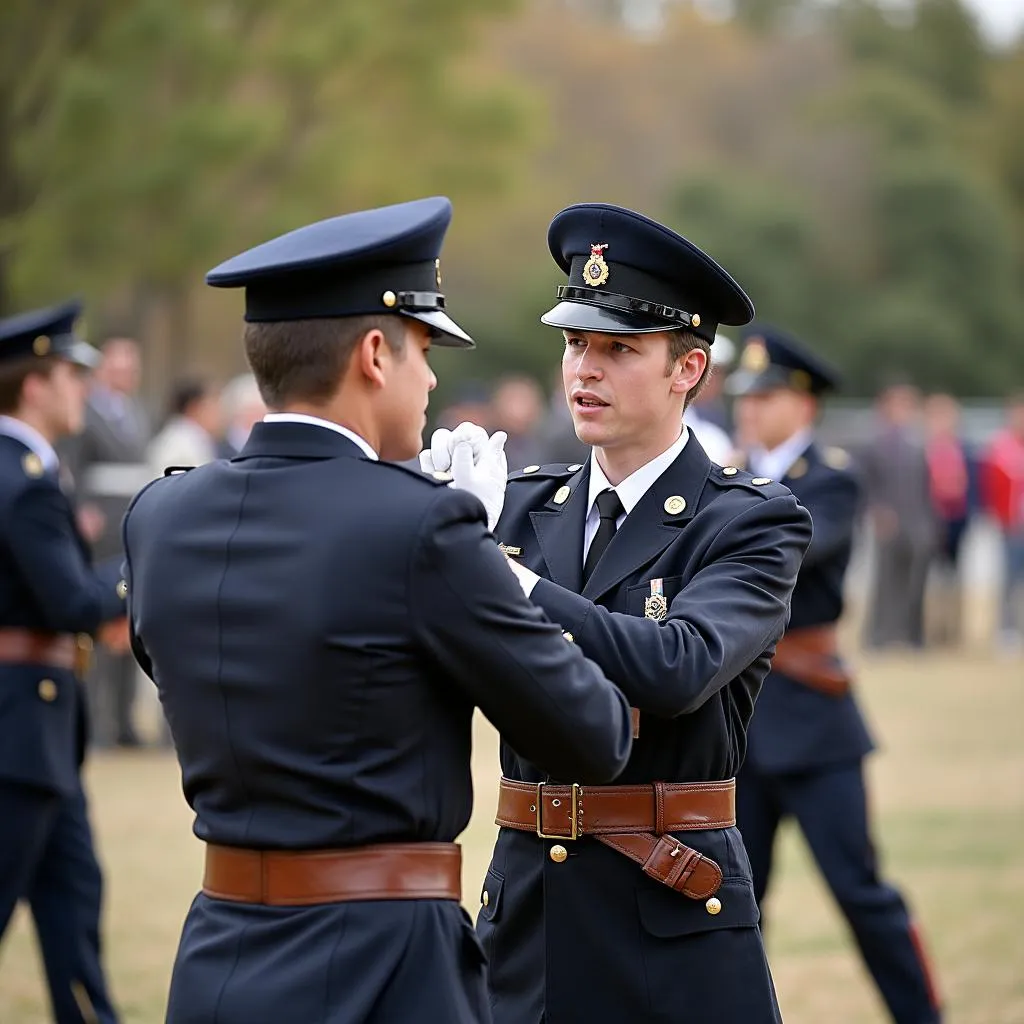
[728, 325, 943, 1024]
[120, 197, 633, 1024]
[427, 203, 813, 1024]
[0, 299, 128, 1024]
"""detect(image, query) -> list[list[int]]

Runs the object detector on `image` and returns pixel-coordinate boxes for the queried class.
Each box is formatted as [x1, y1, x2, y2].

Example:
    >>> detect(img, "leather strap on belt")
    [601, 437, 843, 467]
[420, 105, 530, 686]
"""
[202, 842, 462, 906]
[772, 624, 852, 697]
[0, 629, 85, 672]
[495, 778, 734, 899]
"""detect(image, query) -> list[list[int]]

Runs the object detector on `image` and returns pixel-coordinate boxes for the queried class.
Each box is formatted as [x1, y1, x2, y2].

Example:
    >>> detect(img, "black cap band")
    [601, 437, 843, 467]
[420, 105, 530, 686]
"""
[556, 285, 695, 329]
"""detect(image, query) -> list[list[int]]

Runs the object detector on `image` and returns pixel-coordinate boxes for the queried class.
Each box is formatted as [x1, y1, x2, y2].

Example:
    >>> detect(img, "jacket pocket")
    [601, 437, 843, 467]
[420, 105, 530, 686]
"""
[625, 575, 685, 618]
[636, 877, 759, 938]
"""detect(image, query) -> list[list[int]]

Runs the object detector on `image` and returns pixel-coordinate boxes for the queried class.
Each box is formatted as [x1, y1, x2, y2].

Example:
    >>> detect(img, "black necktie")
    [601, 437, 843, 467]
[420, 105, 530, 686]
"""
[583, 488, 624, 584]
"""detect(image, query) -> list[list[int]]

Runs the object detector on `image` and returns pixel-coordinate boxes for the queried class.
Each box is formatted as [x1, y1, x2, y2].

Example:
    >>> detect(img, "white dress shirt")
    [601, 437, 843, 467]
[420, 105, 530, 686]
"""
[749, 427, 813, 482]
[0, 414, 59, 472]
[262, 413, 378, 460]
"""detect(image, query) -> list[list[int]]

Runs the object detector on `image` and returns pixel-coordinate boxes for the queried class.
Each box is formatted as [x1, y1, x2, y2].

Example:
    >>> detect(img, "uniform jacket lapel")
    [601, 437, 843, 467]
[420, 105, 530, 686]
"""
[580, 437, 712, 602]
[529, 463, 589, 593]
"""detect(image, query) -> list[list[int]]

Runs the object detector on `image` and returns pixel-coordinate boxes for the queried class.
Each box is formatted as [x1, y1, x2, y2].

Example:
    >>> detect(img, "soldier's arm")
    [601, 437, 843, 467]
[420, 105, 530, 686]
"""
[526, 493, 812, 718]
[410, 487, 633, 783]
[8, 479, 125, 633]
[799, 471, 859, 569]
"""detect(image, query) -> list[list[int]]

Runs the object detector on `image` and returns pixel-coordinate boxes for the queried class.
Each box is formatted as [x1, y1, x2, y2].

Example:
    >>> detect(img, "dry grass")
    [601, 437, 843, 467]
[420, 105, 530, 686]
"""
[2, 649, 1022, 1022]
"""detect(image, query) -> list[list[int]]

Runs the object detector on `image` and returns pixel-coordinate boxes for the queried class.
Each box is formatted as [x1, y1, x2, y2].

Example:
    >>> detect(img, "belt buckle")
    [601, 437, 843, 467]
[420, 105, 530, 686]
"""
[535, 782, 581, 840]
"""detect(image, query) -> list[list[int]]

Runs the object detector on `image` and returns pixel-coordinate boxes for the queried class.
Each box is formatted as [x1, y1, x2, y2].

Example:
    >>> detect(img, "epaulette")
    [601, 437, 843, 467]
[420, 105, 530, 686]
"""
[508, 461, 584, 482]
[822, 447, 851, 471]
[709, 463, 791, 498]
[377, 460, 452, 486]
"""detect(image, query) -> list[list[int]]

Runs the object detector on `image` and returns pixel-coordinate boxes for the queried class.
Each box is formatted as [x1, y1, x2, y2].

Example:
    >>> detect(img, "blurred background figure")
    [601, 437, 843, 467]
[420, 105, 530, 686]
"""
[923, 393, 974, 647]
[687, 332, 736, 464]
[538, 366, 588, 465]
[148, 378, 221, 478]
[216, 372, 265, 458]
[858, 383, 936, 651]
[488, 374, 544, 471]
[60, 336, 151, 748]
[980, 393, 1024, 653]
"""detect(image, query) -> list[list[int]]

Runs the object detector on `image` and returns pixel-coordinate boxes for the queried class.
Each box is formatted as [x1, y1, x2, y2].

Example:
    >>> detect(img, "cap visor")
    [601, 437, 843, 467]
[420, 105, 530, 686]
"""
[61, 340, 101, 370]
[405, 309, 474, 348]
[540, 301, 675, 336]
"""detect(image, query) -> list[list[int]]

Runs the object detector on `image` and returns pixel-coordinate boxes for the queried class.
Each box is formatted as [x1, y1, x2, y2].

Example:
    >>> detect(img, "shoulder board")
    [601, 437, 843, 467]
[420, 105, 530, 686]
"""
[709, 464, 791, 498]
[822, 447, 851, 471]
[508, 462, 583, 482]
[377, 460, 451, 486]
[163, 465, 195, 476]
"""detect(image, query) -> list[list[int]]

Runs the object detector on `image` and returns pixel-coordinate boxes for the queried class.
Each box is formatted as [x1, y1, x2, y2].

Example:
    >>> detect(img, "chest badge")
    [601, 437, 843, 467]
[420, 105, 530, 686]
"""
[583, 243, 610, 287]
[644, 578, 668, 621]
[498, 543, 522, 557]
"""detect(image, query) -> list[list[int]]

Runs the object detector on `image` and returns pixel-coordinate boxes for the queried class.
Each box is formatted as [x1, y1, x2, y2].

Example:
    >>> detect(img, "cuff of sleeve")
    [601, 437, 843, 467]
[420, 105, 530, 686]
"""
[530, 577, 592, 633]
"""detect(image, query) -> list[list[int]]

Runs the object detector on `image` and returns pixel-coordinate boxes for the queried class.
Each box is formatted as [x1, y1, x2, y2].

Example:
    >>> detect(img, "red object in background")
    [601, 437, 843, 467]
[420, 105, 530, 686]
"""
[926, 437, 968, 520]
[982, 429, 1024, 529]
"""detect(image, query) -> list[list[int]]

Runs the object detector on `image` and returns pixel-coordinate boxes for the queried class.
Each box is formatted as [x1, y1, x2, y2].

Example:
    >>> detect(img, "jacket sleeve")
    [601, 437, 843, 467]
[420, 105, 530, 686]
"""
[527, 493, 813, 718]
[8, 478, 126, 633]
[410, 487, 633, 783]
[799, 471, 859, 569]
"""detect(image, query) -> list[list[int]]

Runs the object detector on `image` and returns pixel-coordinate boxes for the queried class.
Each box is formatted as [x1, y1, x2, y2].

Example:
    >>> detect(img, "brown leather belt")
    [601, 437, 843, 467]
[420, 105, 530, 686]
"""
[202, 842, 462, 906]
[772, 624, 852, 697]
[0, 629, 83, 672]
[496, 777, 735, 899]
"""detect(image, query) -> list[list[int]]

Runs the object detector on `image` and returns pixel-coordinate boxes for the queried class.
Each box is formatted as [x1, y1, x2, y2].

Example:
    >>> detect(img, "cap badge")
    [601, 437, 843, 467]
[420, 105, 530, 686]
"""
[741, 339, 769, 373]
[583, 243, 610, 288]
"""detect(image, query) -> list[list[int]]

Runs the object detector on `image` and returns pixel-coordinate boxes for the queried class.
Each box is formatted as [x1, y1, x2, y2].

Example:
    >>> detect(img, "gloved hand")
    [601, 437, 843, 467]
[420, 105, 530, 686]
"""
[419, 422, 508, 532]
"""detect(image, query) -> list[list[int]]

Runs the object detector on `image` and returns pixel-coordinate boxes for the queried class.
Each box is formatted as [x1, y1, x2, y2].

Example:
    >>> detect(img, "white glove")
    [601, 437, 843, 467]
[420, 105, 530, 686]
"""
[450, 430, 508, 532]
[419, 421, 491, 476]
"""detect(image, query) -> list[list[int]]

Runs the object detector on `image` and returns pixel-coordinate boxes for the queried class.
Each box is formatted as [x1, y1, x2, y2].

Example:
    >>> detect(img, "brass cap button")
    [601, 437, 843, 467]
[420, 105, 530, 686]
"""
[38, 679, 58, 702]
[482, 890, 490, 907]
[381, 290, 397, 307]
[691, 313, 701, 328]
[705, 896, 722, 915]
[33, 335, 51, 355]
[549, 844, 568, 864]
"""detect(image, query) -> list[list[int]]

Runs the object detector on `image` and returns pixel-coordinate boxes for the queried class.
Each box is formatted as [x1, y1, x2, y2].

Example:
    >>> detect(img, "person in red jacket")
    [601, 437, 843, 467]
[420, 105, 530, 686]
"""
[981, 393, 1024, 651]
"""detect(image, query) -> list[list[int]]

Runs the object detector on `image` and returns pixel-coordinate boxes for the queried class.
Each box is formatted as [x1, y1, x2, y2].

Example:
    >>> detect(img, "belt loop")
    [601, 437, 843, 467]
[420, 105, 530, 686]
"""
[653, 781, 666, 835]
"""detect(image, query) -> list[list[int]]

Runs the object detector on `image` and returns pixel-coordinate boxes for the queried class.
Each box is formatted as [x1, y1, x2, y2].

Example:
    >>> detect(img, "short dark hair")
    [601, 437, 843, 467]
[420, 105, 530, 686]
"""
[243, 315, 407, 408]
[168, 378, 215, 418]
[667, 329, 712, 409]
[0, 356, 56, 414]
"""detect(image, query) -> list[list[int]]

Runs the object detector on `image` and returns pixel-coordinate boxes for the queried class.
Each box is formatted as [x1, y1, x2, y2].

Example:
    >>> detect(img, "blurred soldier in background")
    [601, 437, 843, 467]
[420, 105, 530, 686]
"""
[60, 336, 150, 748]
[489, 374, 545, 471]
[147, 377, 221, 477]
[0, 300, 130, 1024]
[687, 331, 736, 464]
[428, 204, 812, 1024]
[729, 327, 942, 1024]
[859, 383, 936, 650]
[121, 198, 632, 1024]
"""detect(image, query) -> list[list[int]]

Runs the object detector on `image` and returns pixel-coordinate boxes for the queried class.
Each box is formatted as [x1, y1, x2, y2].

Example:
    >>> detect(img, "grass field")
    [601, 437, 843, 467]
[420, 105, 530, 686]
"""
[1, 648, 1022, 1022]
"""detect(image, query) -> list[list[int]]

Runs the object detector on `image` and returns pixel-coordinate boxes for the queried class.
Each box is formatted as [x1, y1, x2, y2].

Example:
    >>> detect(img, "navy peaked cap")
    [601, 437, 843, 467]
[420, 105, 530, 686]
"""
[0, 299, 99, 369]
[206, 196, 473, 348]
[541, 203, 754, 344]
[726, 324, 840, 397]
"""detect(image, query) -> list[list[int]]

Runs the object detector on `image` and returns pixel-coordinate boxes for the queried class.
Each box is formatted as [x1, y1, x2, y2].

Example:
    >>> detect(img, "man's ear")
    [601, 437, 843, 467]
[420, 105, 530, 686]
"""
[356, 329, 389, 389]
[671, 347, 707, 395]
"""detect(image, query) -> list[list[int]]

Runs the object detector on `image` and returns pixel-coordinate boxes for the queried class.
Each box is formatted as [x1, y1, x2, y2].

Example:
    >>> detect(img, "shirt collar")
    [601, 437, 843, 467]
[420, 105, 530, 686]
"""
[0, 415, 60, 472]
[262, 413, 378, 460]
[751, 427, 814, 481]
[587, 426, 689, 518]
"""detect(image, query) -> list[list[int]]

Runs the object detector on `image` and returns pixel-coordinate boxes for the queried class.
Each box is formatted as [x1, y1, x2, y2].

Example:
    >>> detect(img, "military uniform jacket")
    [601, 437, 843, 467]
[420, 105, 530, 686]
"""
[745, 442, 875, 775]
[0, 435, 124, 795]
[120, 421, 632, 1024]
[478, 437, 812, 1023]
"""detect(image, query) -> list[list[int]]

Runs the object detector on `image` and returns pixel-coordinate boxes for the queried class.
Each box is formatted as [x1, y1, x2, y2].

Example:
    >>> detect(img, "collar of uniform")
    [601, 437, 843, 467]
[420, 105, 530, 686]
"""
[261, 413, 378, 460]
[0, 415, 59, 472]
[238, 418, 372, 462]
[586, 426, 690, 520]
[751, 426, 814, 482]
